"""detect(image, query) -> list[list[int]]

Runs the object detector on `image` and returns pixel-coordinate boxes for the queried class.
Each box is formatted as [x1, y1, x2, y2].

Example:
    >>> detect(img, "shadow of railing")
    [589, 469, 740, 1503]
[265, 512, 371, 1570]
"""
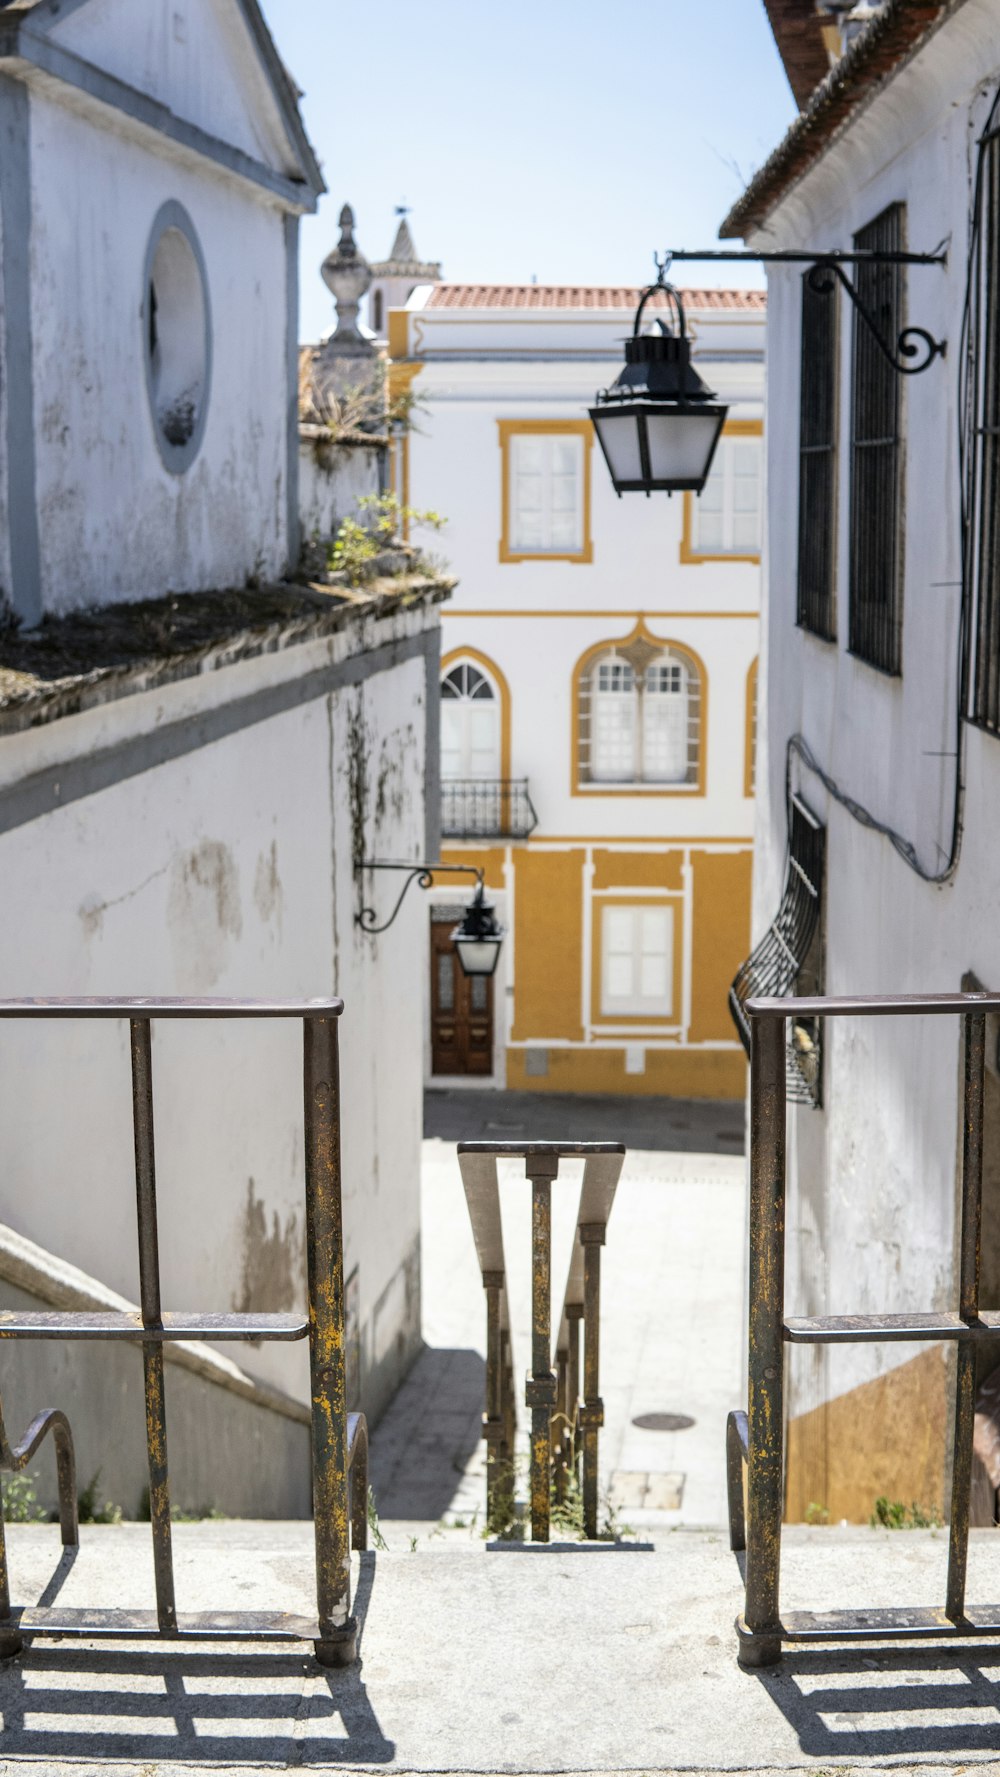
[0, 1550, 393, 1765]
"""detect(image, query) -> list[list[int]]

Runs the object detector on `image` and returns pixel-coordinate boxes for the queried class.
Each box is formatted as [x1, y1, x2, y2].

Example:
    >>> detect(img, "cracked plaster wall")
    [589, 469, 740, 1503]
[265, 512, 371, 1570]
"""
[0, 612, 434, 1503]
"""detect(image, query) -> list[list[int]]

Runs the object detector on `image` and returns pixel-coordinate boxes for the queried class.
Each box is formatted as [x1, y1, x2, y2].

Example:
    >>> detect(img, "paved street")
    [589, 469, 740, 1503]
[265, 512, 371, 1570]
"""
[369, 1092, 747, 1540]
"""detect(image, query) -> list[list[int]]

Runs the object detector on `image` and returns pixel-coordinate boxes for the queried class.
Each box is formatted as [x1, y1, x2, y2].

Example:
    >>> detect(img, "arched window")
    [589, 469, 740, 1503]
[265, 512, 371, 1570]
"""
[440, 661, 501, 780]
[578, 639, 702, 788]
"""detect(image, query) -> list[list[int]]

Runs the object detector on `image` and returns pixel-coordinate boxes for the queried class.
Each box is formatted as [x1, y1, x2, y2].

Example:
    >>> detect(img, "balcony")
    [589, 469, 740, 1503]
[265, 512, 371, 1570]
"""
[440, 777, 538, 841]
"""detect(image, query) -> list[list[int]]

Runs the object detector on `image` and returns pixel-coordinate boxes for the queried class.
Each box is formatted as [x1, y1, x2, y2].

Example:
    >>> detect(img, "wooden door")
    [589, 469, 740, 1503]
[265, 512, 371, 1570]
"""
[430, 917, 494, 1076]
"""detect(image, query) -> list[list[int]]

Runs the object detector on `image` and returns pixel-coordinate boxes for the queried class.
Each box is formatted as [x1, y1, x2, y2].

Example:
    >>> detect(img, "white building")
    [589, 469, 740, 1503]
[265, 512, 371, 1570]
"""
[727, 0, 1000, 1521]
[0, 0, 324, 625]
[0, 0, 448, 1518]
[391, 282, 764, 1099]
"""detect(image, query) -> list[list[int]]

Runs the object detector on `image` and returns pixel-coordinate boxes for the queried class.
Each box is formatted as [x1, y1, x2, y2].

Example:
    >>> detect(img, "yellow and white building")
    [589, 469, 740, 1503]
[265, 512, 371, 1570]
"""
[389, 282, 765, 1099]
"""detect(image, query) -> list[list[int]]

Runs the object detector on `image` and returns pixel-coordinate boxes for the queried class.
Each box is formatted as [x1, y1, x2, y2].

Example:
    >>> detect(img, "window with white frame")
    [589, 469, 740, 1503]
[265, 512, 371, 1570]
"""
[440, 662, 500, 779]
[508, 431, 584, 555]
[600, 904, 674, 1018]
[579, 643, 700, 787]
[688, 434, 761, 558]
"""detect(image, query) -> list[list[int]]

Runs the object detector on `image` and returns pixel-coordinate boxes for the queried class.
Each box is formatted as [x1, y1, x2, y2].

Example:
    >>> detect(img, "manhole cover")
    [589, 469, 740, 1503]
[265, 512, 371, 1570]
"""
[631, 1412, 696, 1433]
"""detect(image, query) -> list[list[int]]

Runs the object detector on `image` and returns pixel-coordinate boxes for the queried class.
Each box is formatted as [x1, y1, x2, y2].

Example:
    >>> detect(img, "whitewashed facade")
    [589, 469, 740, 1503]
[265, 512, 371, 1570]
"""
[0, 0, 324, 624]
[728, 0, 1000, 1519]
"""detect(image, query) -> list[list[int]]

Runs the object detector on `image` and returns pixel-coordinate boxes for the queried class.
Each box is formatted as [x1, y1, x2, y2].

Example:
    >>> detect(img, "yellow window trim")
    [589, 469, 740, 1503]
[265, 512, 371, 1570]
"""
[744, 657, 758, 799]
[498, 419, 594, 565]
[591, 891, 685, 1028]
[680, 418, 763, 566]
[440, 646, 512, 783]
[570, 618, 709, 799]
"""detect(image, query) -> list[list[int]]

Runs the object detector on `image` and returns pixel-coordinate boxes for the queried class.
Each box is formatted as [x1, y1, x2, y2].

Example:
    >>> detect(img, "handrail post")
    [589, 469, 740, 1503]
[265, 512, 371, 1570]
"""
[947, 1009, 986, 1622]
[483, 1270, 506, 1527]
[580, 1224, 606, 1540]
[566, 1303, 584, 1489]
[304, 1015, 357, 1668]
[526, 1154, 559, 1542]
[740, 1009, 786, 1669]
[130, 1018, 177, 1635]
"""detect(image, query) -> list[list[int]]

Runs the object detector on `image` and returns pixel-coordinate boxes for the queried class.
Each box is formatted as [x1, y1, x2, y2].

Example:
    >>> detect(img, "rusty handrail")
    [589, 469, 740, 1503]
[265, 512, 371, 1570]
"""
[458, 1141, 624, 1541]
[732, 988, 1000, 1667]
[0, 997, 360, 1667]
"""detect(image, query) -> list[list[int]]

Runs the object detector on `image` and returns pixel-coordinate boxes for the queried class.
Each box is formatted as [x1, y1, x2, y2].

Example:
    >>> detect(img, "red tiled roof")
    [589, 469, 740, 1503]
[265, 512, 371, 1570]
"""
[424, 285, 766, 312]
[721, 0, 951, 238]
[764, 0, 832, 108]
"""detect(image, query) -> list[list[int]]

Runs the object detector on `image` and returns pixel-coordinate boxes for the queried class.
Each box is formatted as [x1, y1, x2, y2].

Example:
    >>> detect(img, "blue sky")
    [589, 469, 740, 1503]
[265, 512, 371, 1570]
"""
[261, 0, 797, 343]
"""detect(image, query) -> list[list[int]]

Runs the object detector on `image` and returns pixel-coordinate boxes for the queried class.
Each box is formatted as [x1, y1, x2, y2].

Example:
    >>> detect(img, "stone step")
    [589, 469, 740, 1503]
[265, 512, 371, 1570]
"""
[0, 1520, 998, 1773]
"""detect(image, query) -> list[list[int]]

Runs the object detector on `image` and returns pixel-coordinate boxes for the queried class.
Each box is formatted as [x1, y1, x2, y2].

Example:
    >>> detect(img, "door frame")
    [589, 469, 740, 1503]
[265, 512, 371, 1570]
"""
[423, 890, 508, 1090]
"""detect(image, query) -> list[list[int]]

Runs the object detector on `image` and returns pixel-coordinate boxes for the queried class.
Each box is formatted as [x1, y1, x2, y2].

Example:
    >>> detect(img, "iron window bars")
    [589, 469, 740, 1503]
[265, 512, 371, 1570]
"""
[849, 205, 906, 675]
[729, 793, 825, 1106]
[440, 778, 538, 841]
[0, 997, 367, 1667]
[729, 989, 1000, 1666]
[457, 1142, 623, 1541]
[797, 269, 839, 640]
[967, 126, 1000, 733]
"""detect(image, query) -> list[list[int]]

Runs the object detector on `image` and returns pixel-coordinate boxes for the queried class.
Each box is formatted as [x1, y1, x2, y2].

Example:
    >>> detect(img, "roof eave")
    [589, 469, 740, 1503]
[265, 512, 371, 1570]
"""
[720, 0, 951, 239]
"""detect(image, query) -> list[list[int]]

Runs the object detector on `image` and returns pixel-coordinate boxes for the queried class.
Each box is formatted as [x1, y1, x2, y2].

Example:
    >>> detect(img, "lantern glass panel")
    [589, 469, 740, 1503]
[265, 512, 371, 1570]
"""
[646, 410, 724, 486]
[454, 936, 502, 978]
[592, 410, 642, 483]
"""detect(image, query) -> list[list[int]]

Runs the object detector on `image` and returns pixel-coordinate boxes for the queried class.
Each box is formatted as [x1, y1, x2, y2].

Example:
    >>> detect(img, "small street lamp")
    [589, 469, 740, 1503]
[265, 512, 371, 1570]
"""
[356, 860, 505, 974]
[450, 882, 503, 979]
[589, 262, 728, 498]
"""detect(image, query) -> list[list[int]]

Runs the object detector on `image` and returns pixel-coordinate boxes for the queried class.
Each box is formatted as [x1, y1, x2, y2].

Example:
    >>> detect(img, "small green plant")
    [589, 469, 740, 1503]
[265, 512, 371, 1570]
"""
[135, 1485, 220, 1526]
[2, 1471, 45, 1524]
[328, 492, 445, 586]
[870, 1495, 941, 1529]
[805, 1501, 830, 1525]
[409, 1535, 419, 1553]
[367, 1485, 389, 1552]
[78, 1470, 124, 1525]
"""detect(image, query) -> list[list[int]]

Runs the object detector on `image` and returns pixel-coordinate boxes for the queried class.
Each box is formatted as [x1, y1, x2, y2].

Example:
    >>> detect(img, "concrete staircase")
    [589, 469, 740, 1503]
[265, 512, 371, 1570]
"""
[2, 1518, 1000, 1772]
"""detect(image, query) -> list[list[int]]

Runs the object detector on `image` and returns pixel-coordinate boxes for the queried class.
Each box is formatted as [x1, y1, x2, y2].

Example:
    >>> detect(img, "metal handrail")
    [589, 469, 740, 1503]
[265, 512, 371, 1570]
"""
[732, 987, 1000, 1667]
[458, 1141, 624, 1541]
[0, 997, 363, 1667]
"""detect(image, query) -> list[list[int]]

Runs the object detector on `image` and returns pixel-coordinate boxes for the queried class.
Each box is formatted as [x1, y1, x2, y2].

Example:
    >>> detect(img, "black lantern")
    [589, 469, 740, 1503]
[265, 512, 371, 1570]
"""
[451, 883, 503, 978]
[590, 272, 728, 497]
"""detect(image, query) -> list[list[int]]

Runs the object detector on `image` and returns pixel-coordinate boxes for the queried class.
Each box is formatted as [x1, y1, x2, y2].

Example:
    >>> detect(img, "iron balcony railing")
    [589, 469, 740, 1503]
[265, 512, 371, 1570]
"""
[0, 996, 367, 1668]
[441, 778, 538, 842]
[730, 988, 1000, 1669]
[457, 1141, 623, 1541]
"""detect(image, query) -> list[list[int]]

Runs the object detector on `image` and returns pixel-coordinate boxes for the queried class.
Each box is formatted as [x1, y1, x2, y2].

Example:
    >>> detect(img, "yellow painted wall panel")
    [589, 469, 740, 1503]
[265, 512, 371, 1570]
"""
[510, 850, 585, 1042]
[688, 850, 752, 1044]
[438, 846, 507, 892]
[506, 1044, 745, 1100]
[591, 850, 684, 892]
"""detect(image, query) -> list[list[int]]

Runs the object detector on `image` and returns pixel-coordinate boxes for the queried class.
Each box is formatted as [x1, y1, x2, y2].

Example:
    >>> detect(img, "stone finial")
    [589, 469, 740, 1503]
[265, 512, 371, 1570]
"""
[320, 203, 373, 355]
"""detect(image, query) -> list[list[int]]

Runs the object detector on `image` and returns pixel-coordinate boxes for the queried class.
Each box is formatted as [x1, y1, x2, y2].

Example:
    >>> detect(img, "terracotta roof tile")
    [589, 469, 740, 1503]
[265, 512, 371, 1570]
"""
[764, 0, 833, 108]
[423, 285, 766, 312]
[721, 0, 951, 238]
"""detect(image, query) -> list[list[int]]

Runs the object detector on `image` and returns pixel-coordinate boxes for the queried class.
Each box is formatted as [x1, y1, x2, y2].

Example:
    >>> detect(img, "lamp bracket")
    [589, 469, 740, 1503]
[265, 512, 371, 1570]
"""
[355, 860, 484, 936]
[660, 245, 948, 376]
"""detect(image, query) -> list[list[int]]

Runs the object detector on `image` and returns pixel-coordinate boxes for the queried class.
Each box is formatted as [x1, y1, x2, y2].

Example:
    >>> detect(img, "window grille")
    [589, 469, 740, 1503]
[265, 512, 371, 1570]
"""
[729, 792, 825, 1106]
[797, 270, 838, 639]
[578, 644, 701, 787]
[968, 130, 1000, 733]
[849, 204, 905, 674]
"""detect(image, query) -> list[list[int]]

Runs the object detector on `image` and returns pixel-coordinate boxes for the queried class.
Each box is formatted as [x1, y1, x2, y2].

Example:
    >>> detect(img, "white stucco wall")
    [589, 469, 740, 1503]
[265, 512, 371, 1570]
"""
[27, 90, 291, 612]
[299, 435, 384, 546]
[751, 0, 1000, 1421]
[0, 601, 436, 1438]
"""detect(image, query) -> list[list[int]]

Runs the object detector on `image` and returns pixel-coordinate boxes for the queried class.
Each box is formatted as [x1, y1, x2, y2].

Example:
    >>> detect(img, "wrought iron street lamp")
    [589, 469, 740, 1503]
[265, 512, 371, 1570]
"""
[589, 262, 728, 498]
[450, 882, 503, 979]
[355, 860, 505, 976]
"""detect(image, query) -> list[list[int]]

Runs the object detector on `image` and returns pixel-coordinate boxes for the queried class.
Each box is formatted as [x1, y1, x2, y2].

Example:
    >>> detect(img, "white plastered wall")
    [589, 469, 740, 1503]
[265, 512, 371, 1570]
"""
[751, 0, 1000, 1424]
